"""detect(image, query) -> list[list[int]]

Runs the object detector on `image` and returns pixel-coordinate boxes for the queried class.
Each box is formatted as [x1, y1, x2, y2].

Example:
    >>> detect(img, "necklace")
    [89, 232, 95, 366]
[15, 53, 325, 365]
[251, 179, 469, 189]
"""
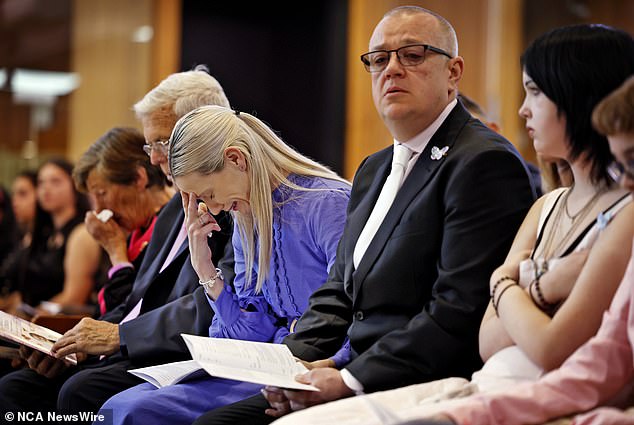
[539, 186, 605, 260]
[564, 186, 604, 220]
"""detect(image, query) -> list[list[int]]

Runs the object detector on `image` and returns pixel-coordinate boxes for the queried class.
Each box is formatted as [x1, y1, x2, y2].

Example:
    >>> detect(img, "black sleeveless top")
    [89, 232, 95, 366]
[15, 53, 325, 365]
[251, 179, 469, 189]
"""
[0, 214, 84, 306]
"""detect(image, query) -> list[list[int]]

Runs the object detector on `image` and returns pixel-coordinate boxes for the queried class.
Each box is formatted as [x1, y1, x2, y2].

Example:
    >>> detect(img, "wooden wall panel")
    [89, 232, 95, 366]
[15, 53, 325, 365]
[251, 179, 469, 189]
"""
[487, 0, 526, 159]
[344, 0, 394, 179]
[68, 0, 154, 160]
[151, 0, 182, 86]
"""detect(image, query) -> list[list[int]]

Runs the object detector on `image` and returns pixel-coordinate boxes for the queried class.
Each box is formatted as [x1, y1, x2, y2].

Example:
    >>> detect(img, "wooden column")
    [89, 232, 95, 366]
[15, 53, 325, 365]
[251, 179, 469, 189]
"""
[68, 0, 180, 161]
[484, 0, 527, 159]
[151, 0, 182, 87]
[344, 0, 394, 179]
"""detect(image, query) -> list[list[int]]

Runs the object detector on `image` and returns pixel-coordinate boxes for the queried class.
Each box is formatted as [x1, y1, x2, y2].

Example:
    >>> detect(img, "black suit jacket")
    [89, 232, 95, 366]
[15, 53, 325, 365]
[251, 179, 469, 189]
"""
[100, 193, 233, 366]
[285, 102, 536, 392]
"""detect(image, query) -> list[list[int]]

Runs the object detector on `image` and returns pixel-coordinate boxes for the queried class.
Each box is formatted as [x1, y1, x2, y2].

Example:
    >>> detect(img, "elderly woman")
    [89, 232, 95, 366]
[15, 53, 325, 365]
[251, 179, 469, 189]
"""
[98, 106, 351, 425]
[73, 127, 172, 314]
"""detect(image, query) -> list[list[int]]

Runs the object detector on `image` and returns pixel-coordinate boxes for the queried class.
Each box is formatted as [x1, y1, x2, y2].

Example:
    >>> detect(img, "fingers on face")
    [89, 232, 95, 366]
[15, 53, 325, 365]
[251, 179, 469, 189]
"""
[181, 191, 188, 213]
[188, 191, 198, 213]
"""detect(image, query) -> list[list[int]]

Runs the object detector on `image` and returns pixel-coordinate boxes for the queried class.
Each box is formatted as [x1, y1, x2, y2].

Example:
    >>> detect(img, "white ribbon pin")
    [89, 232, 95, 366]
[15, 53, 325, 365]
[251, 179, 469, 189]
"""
[430, 146, 449, 160]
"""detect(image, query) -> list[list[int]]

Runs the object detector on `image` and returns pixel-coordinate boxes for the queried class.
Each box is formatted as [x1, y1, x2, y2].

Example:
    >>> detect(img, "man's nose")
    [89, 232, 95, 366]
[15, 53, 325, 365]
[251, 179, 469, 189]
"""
[150, 149, 166, 166]
[383, 51, 404, 76]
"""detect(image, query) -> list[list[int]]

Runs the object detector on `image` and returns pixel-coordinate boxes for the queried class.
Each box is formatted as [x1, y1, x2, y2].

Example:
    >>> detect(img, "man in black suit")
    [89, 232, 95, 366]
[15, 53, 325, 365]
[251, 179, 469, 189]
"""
[193, 6, 536, 425]
[0, 66, 234, 414]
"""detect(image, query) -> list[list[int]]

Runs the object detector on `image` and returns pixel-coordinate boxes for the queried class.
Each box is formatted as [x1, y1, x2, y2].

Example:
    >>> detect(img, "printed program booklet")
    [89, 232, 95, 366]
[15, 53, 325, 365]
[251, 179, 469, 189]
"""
[128, 334, 319, 391]
[0, 310, 77, 365]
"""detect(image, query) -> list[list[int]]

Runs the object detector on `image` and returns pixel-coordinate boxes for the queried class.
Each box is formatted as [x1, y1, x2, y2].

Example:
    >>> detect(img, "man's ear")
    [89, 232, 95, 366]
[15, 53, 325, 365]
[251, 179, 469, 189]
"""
[447, 56, 464, 93]
[135, 166, 149, 190]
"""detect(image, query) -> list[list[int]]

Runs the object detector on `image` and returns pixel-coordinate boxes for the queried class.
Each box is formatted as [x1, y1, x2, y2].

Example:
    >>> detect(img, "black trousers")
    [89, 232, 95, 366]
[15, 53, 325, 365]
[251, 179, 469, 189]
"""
[192, 393, 275, 425]
[0, 358, 141, 414]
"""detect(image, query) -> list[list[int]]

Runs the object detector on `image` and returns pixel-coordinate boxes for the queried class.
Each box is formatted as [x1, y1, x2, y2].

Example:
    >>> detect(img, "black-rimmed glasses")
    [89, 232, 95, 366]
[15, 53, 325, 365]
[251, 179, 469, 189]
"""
[142, 139, 170, 157]
[360, 44, 453, 73]
[607, 159, 634, 183]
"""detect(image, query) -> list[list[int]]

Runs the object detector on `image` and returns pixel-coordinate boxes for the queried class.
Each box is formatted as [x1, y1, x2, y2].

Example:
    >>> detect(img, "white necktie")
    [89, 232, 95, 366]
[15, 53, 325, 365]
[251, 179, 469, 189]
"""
[353, 144, 412, 268]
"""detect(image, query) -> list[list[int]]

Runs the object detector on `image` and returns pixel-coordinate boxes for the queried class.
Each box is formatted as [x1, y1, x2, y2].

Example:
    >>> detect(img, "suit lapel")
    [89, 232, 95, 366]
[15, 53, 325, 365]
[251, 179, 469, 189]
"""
[351, 104, 469, 293]
[344, 150, 392, 286]
[146, 202, 185, 275]
[124, 194, 185, 311]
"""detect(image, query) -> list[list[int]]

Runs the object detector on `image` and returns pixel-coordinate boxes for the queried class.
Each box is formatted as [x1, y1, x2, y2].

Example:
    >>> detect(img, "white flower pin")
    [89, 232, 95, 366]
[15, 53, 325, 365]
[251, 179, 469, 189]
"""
[597, 211, 612, 230]
[430, 145, 449, 160]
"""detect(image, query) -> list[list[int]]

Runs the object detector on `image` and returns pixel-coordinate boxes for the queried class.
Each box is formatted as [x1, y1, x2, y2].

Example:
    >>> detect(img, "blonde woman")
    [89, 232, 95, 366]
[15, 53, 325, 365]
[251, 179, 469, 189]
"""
[99, 105, 351, 425]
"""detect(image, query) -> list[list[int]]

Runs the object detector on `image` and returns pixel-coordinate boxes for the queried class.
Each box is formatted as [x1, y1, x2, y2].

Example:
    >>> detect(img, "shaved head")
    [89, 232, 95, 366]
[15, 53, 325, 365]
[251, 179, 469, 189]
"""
[383, 6, 458, 56]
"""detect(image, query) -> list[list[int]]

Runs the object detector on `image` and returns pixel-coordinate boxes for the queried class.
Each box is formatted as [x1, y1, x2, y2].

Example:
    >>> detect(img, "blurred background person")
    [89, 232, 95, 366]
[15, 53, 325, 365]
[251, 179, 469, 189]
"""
[458, 93, 543, 196]
[0, 158, 104, 317]
[73, 127, 172, 314]
[0, 186, 17, 267]
[0, 171, 37, 310]
[10, 171, 38, 249]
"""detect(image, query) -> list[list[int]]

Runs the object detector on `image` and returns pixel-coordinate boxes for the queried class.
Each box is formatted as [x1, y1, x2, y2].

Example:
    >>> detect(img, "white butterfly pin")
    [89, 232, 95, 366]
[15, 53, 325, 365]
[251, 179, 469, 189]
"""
[430, 146, 449, 160]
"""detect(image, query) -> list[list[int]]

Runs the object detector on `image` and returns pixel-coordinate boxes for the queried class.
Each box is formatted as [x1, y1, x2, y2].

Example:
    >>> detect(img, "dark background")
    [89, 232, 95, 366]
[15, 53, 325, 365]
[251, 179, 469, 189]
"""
[180, 1, 349, 174]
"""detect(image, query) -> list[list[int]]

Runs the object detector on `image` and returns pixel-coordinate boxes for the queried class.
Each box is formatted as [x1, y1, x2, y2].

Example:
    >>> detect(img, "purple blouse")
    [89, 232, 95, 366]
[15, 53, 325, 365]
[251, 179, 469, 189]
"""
[208, 174, 350, 349]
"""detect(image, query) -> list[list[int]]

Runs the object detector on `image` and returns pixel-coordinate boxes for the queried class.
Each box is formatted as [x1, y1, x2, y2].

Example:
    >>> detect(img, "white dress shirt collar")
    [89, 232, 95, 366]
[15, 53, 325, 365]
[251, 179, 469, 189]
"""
[394, 98, 458, 154]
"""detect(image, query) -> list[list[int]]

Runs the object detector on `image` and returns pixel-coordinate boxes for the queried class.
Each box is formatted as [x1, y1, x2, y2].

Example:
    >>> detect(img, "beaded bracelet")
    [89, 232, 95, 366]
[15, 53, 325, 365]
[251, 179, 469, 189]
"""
[531, 276, 557, 310]
[493, 282, 519, 316]
[491, 276, 515, 299]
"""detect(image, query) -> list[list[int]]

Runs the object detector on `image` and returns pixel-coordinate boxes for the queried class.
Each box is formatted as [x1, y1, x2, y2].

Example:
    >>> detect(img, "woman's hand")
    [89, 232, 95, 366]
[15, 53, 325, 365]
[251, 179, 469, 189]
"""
[182, 191, 221, 284]
[537, 249, 589, 304]
[84, 210, 128, 265]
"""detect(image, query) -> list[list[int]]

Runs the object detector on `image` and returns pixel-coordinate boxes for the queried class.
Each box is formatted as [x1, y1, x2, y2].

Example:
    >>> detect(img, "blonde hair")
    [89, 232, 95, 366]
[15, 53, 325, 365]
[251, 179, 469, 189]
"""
[169, 105, 348, 292]
[133, 65, 230, 120]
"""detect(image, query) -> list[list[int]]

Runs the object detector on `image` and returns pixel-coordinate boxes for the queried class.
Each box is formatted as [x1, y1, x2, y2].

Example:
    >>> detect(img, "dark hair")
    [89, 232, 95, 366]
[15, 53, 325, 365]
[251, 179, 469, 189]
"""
[13, 170, 42, 234]
[0, 185, 17, 260]
[73, 127, 166, 193]
[521, 24, 634, 185]
[29, 158, 89, 252]
[15, 170, 37, 186]
[40, 157, 91, 216]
